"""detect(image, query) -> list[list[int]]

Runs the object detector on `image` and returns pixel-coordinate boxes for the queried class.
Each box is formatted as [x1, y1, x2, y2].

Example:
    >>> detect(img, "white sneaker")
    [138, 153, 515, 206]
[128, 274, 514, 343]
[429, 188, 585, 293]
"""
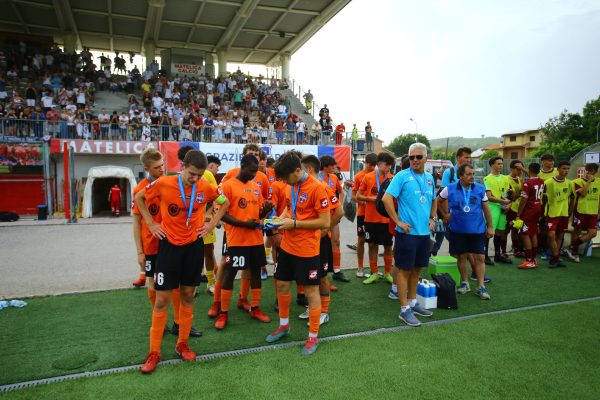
[565, 248, 580, 263]
[356, 268, 364, 278]
[388, 289, 399, 300]
[206, 284, 215, 295]
[306, 313, 329, 326]
[299, 307, 309, 319]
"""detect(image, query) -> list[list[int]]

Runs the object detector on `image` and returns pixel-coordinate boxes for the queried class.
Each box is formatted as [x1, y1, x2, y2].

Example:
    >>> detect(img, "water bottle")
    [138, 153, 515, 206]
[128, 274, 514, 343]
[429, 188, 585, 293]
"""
[417, 281, 424, 297]
[430, 282, 436, 297]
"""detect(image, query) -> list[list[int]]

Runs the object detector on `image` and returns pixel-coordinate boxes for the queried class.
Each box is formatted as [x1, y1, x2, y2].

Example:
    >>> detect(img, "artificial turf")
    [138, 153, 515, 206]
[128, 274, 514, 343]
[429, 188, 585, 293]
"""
[0, 250, 599, 387]
[1, 300, 599, 399]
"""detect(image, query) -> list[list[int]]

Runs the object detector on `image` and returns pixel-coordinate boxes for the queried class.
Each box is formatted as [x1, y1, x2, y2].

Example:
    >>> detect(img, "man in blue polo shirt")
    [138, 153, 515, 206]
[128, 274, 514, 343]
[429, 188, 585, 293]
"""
[383, 143, 437, 327]
[438, 164, 494, 300]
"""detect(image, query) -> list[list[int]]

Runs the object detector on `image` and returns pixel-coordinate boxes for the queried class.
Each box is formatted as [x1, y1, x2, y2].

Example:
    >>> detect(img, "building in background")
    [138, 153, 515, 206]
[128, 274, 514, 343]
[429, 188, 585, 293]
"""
[501, 129, 542, 159]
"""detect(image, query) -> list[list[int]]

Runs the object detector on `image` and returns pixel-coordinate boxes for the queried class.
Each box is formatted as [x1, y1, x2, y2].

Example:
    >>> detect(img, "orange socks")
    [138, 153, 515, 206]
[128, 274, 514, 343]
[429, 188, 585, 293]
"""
[250, 288, 261, 308]
[369, 259, 378, 274]
[277, 293, 291, 320]
[273, 278, 278, 297]
[147, 288, 156, 309]
[320, 294, 330, 314]
[149, 310, 167, 353]
[357, 256, 363, 268]
[308, 305, 321, 337]
[332, 248, 341, 272]
[384, 255, 393, 275]
[171, 288, 181, 325]
[220, 289, 232, 312]
[240, 278, 250, 301]
[177, 305, 194, 345]
[213, 280, 222, 303]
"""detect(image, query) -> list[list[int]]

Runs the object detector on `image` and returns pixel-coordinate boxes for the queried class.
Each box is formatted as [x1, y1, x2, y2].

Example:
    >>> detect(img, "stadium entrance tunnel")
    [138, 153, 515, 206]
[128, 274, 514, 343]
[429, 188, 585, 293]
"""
[82, 166, 137, 218]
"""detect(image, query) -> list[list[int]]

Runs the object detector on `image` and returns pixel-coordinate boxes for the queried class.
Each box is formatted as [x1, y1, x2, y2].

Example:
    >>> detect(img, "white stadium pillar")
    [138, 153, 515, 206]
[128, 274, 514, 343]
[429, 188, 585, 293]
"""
[280, 52, 291, 81]
[217, 49, 228, 77]
[144, 41, 156, 66]
[205, 53, 215, 78]
[62, 33, 77, 54]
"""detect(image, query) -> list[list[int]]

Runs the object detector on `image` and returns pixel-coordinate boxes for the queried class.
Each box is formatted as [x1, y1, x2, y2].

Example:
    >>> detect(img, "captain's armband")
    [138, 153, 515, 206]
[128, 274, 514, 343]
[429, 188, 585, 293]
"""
[215, 195, 227, 205]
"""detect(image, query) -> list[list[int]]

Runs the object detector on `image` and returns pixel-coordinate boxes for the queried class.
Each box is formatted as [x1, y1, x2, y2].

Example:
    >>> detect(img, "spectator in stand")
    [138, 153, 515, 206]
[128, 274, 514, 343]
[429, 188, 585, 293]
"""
[25, 82, 37, 108]
[310, 120, 321, 145]
[213, 115, 224, 143]
[320, 113, 332, 144]
[352, 123, 359, 150]
[296, 118, 306, 144]
[285, 117, 296, 144]
[233, 115, 244, 144]
[98, 108, 110, 139]
[303, 90, 313, 114]
[365, 121, 373, 151]
[335, 122, 345, 145]
[110, 111, 119, 140]
[204, 114, 214, 142]
[160, 112, 170, 141]
[118, 112, 129, 141]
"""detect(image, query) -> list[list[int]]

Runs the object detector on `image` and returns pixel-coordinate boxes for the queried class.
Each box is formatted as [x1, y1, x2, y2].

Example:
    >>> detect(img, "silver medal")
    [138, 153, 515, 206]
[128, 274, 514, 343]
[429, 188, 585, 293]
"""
[463, 205, 470, 213]
[419, 196, 426, 204]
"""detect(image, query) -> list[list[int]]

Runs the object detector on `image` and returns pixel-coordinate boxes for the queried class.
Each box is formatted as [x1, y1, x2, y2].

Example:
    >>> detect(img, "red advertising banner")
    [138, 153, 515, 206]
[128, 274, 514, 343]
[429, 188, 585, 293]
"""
[50, 139, 157, 155]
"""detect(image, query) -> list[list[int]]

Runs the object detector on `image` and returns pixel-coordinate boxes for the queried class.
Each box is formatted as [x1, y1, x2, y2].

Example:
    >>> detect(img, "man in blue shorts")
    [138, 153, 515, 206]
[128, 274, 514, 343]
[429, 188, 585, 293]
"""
[437, 164, 494, 300]
[382, 143, 437, 327]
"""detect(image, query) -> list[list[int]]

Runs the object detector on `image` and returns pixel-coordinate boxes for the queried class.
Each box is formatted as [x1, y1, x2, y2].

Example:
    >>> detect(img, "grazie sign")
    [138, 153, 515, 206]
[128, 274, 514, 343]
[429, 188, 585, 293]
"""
[50, 139, 157, 155]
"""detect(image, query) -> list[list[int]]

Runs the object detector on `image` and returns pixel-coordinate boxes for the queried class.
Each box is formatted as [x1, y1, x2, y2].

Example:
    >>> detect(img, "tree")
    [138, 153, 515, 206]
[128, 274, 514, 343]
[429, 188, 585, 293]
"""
[532, 139, 586, 162]
[537, 95, 600, 158]
[385, 133, 431, 157]
[480, 149, 500, 161]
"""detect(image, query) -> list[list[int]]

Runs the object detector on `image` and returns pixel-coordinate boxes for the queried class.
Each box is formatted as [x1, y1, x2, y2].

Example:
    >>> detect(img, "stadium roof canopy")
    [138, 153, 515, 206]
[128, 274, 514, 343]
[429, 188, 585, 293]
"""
[0, 0, 350, 65]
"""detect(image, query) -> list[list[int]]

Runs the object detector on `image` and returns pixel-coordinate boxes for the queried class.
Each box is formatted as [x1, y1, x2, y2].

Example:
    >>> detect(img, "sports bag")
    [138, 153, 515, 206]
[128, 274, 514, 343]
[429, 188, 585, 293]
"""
[431, 273, 458, 309]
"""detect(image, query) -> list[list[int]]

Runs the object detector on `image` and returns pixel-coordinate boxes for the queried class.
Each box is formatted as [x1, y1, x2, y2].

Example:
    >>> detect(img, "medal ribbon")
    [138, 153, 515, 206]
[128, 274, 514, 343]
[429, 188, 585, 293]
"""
[178, 174, 196, 229]
[410, 169, 427, 200]
[290, 172, 307, 219]
[461, 183, 472, 211]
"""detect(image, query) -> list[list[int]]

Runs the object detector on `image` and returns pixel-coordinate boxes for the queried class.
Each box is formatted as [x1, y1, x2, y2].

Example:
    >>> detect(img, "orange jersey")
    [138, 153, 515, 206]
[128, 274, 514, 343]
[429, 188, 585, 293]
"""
[353, 169, 368, 216]
[318, 171, 342, 194]
[319, 179, 340, 214]
[270, 179, 289, 216]
[266, 167, 276, 200]
[359, 170, 393, 223]
[222, 168, 270, 200]
[132, 177, 161, 255]
[144, 174, 222, 246]
[280, 174, 330, 257]
[220, 178, 264, 247]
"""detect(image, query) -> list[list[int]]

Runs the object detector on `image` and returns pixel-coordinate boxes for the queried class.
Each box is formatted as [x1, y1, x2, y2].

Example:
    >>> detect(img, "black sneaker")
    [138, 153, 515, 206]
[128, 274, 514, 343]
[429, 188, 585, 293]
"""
[494, 254, 512, 264]
[346, 244, 357, 251]
[296, 294, 308, 307]
[332, 271, 351, 282]
[548, 261, 567, 269]
[484, 256, 495, 266]
[199, 274, 208, 283]
[171, 323, 203, 337]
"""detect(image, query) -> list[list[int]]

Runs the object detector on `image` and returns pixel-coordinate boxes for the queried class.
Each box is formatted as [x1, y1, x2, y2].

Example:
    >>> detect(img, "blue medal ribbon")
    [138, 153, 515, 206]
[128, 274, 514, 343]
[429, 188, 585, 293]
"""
[178, 174, 196, 229]
[318, 171, 332, 188]
[461, 183, 472, 212]
[290, 172, 307, 219]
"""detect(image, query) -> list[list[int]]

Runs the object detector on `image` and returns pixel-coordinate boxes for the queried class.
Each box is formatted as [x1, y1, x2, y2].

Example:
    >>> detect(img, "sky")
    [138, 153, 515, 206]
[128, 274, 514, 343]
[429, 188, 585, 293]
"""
[285, 0, 600, 145]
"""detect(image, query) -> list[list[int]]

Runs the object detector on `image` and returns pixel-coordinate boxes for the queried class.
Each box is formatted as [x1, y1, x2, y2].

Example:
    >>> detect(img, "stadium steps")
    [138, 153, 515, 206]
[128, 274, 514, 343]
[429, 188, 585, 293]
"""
[280, 88, 316, 128]
[93, 90, 130, 114]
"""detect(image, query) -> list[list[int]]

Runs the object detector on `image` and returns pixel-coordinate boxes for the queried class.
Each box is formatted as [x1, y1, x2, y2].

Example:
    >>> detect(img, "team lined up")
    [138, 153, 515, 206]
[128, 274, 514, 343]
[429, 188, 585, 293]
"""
[130, 143, 599, 374]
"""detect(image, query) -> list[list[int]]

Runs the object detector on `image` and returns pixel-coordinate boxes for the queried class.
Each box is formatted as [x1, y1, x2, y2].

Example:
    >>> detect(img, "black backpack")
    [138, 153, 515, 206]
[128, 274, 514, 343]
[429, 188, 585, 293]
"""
[0, 211, 19, 222]
[431, 273, 458, 309]
[375, 178, 392, 218]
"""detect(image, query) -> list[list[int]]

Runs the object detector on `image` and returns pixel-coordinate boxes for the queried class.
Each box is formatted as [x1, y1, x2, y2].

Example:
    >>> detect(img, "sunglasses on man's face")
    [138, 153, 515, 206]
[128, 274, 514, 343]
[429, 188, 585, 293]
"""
[409, 155, 424, 160]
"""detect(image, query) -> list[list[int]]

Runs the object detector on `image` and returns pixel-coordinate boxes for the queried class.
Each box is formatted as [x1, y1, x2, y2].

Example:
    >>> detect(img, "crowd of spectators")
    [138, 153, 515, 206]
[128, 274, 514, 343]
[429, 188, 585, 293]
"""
[0, 40, 374, 148]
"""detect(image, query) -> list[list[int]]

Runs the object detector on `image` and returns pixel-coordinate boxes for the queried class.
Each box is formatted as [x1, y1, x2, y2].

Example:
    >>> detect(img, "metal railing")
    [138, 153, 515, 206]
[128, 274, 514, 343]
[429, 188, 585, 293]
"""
[0, 117, 375, 149]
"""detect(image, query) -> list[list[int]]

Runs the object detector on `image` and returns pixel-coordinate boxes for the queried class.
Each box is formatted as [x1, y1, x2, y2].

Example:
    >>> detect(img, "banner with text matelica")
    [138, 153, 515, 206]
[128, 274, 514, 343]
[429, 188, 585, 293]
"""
[159, 142, 351, 174]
